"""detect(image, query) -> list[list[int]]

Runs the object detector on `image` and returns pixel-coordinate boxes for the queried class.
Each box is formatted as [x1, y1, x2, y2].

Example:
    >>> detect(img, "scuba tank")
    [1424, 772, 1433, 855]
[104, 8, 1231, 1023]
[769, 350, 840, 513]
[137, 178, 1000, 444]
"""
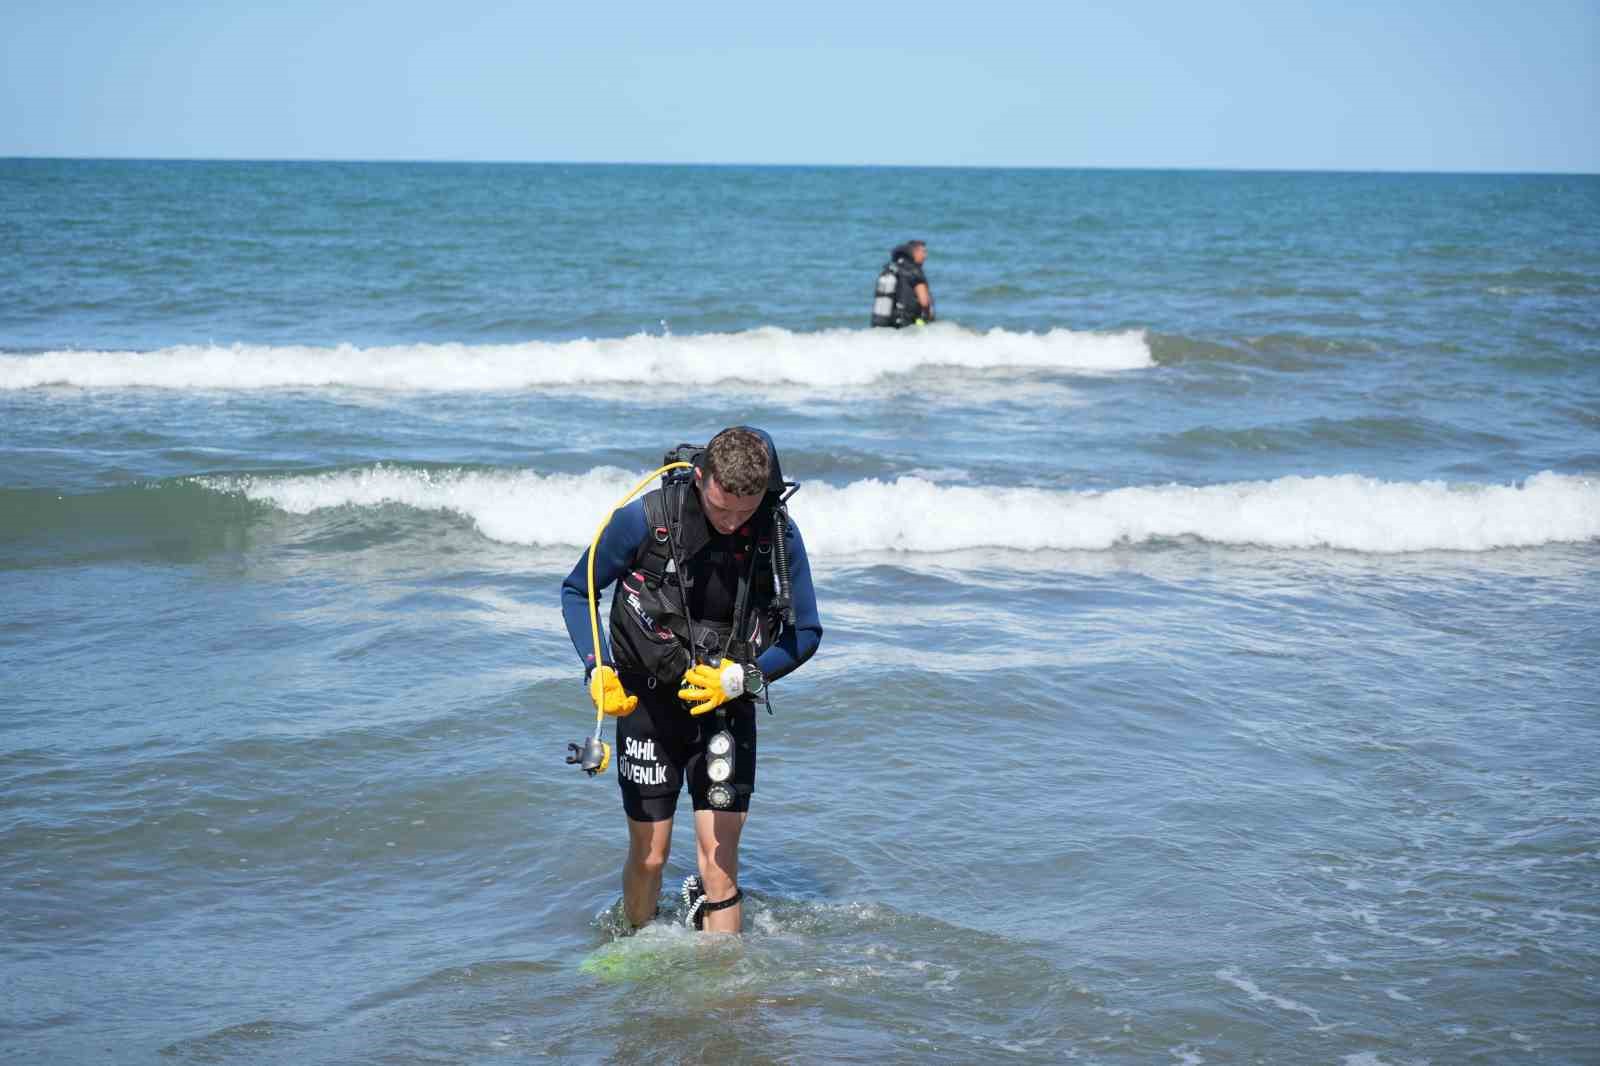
[871, 264, 900, 327]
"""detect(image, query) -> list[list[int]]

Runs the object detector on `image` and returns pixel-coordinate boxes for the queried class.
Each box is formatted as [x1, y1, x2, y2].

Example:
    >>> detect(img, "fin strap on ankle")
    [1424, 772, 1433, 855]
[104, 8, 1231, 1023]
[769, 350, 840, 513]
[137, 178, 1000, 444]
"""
[689, 886, 741, 930]
[702, 887, 742, 914]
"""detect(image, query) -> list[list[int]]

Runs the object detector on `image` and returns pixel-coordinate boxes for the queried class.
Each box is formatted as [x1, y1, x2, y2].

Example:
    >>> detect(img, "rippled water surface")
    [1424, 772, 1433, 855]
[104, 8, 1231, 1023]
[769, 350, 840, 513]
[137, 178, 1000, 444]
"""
[3, 161, 1599, 1064]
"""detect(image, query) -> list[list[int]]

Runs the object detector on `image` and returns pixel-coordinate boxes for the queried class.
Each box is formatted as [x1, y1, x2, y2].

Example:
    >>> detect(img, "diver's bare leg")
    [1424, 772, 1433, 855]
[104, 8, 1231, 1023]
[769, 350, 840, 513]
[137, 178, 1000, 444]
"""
[693, 808, 747, 932]
[622, 815, 673, 927]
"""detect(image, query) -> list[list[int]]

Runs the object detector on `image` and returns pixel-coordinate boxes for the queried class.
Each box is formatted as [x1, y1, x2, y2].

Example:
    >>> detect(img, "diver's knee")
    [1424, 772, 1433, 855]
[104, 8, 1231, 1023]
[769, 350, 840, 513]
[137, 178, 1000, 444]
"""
[631, 850, 669, 878]
[697, 862, 737, 898]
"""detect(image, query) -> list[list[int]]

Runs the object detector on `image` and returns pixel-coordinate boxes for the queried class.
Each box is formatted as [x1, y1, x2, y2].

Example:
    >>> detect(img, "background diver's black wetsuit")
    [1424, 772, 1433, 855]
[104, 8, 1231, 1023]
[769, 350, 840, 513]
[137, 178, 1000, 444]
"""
[560, 498, 822, 819]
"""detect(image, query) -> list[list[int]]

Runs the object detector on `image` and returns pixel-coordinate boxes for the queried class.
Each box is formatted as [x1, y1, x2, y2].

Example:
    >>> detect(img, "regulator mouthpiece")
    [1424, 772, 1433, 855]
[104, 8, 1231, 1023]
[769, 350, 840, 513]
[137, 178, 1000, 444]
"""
[565, 736, 611, 776]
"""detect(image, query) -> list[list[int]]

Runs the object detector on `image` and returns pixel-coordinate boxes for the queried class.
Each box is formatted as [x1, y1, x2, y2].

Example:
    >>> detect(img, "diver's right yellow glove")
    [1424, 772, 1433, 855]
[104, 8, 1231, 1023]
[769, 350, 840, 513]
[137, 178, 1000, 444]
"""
[588, 665, 638, 717]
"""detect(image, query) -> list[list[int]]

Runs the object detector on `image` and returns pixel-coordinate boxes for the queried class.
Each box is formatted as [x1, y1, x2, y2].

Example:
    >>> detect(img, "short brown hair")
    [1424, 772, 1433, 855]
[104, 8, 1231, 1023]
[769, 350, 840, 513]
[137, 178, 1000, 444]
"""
[704, 427, 771, 497]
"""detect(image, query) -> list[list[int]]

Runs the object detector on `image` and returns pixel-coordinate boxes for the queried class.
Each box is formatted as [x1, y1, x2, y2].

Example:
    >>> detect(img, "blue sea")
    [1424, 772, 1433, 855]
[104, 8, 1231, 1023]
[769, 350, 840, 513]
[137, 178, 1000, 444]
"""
[3, 159, 1599, 1064]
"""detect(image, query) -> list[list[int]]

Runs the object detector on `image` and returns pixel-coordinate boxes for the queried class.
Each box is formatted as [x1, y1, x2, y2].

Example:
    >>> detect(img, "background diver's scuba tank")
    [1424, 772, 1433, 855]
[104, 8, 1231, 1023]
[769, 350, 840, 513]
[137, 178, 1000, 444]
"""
[871, 264, 899, 327]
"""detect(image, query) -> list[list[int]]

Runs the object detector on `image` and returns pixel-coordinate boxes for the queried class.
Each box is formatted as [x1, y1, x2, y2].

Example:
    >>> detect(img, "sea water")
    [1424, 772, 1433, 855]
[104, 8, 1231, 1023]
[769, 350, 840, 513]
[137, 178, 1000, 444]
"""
[2, 159, 1598, 1063]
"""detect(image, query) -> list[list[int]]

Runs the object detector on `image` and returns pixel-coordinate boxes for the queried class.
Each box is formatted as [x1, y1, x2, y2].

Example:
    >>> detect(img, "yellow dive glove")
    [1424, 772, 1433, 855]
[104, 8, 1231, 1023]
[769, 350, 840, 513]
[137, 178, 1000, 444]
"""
[589, 665, 638, 717]
[678, 659, 761, 716]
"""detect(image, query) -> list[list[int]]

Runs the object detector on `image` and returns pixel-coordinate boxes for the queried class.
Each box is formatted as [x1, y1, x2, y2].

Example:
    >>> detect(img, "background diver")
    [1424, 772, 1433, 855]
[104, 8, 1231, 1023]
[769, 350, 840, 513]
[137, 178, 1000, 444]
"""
[871, 239, 934, 328]
[560, 427, 823, 933]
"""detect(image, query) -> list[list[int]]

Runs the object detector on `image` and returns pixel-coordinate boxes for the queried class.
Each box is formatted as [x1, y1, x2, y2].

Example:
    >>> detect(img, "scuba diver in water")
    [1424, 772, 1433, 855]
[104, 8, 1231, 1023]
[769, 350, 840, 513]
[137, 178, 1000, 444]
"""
[871, 240, 934, 328]
[560, 427, 823, 934]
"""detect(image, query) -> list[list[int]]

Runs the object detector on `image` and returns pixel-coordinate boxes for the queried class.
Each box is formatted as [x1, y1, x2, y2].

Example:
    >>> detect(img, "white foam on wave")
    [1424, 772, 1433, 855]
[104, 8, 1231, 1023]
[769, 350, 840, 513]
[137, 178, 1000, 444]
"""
[0, 325, 1151, 391]
[210, 465, 643, 547]
[215, 466, 1600, 556]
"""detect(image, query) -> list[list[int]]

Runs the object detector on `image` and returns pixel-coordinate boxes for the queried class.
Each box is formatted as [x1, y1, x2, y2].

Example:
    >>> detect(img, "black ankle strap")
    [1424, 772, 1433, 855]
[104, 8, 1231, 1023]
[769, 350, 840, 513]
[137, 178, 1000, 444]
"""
[702, 887, 742, 914]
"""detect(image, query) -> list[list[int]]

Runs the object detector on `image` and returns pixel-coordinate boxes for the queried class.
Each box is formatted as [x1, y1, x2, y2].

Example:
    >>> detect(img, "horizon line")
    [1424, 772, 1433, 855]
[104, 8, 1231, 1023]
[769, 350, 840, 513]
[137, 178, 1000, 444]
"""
[2, 153, 1596, 179]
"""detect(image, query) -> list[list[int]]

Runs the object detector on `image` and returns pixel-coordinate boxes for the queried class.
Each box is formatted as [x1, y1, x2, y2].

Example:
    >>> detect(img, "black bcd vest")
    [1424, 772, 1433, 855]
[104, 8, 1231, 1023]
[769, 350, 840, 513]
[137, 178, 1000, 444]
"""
[608, 484, 781, 689]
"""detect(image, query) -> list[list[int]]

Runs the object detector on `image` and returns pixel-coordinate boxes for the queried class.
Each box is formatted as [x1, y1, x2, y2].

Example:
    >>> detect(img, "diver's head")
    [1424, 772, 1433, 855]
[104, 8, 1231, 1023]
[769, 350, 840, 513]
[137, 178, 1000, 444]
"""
[696, 427, 771, 534]
[907, 239, 927, 265]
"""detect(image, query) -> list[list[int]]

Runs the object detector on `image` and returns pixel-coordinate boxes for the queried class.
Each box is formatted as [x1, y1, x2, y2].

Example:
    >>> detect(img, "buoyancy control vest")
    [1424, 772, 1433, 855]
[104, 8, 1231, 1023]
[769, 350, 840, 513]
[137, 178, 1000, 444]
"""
[608, 481, 783, 690]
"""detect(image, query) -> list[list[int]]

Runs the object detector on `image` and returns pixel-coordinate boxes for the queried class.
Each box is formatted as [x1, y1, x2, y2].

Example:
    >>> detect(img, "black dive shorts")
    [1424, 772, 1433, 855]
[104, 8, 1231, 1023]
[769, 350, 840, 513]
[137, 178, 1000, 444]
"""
[614, 677, 757, 822]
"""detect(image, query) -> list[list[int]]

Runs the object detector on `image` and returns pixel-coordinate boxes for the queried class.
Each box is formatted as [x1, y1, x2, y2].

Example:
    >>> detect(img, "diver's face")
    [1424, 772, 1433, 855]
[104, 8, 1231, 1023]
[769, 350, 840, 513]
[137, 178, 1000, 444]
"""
[912, 245, 927, 265]
[698, 471, 764, 534]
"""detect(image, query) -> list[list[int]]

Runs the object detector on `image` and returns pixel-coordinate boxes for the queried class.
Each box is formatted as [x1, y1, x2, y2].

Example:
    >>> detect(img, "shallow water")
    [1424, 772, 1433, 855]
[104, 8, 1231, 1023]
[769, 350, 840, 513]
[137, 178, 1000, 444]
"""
[3, 161, 1599, 1063]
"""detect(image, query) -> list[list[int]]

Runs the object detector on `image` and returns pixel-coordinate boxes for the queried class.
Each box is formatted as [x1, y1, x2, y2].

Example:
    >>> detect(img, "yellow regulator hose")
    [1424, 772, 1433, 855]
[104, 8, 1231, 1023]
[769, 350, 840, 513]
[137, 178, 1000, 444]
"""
[585, 462, 692, 739]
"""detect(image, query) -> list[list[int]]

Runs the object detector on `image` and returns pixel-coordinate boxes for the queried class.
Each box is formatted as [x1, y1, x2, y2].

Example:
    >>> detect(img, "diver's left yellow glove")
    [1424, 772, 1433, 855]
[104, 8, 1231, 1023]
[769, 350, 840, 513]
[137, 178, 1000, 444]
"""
[589, 665, 638, 717]
[678, 659, 760, 716]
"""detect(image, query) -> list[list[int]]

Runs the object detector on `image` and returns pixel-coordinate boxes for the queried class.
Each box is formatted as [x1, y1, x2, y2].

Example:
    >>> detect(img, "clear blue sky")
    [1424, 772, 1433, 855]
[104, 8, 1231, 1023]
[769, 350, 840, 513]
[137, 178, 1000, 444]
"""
[2, 0, 1595, 172]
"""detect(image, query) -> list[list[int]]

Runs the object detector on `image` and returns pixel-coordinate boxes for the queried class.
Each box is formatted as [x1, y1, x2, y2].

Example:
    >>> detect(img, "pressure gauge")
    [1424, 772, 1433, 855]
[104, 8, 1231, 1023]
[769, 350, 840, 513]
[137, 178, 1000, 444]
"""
[706, 728, 735, 787]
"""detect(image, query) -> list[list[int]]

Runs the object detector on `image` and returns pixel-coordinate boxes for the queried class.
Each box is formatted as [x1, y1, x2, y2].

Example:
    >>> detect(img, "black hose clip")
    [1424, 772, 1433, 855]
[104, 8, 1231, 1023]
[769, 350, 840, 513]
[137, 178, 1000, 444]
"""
[771, 501, 796, 626]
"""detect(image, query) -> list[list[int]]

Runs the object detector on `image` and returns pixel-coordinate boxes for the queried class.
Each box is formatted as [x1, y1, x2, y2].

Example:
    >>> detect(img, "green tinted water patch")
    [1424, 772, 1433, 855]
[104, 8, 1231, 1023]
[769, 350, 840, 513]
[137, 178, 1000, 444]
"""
[579, 892, 1084, 1003]
[0, 479, 265, 567]
[579, 924, 741, 985]
[566, 893, 1110, 1060]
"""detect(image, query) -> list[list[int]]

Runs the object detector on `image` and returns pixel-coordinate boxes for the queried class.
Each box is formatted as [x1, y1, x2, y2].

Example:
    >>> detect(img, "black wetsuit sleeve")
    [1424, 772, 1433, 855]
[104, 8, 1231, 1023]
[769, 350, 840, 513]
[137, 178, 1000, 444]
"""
[560, 500, 648, 675]
[757, 516, 822, 683]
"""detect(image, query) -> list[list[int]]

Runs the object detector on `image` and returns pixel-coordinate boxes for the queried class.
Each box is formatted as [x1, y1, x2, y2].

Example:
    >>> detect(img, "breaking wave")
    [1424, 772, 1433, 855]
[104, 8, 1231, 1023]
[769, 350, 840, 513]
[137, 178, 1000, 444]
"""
[212, 466, 1600, 555]
[0, 325, 1151, 392]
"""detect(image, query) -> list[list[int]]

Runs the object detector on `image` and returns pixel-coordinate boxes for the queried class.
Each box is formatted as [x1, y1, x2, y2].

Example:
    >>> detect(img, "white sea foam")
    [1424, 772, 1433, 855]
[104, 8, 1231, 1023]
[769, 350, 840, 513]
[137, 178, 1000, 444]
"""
[215, 467, 1600, 556]
[1215, 968, 1330, 1029]
[0, 325, 1151, 391]
[211, 465, 644, 548]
